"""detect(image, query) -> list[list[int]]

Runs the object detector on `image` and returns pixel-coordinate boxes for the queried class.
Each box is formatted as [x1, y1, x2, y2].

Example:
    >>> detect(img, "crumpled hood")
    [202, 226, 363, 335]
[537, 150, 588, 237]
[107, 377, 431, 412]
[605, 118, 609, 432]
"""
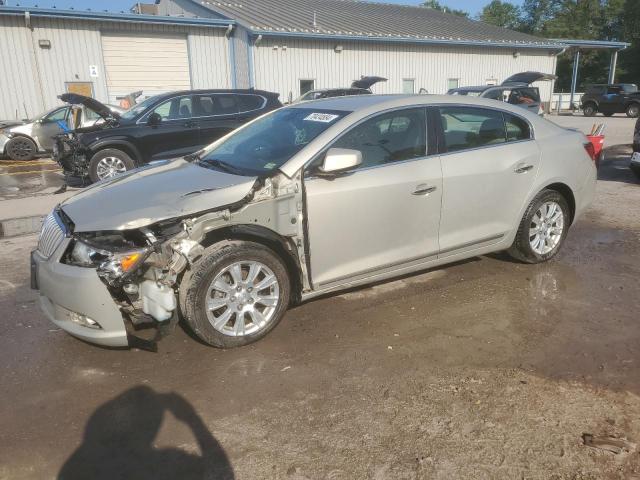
[61, 159, 257, 232]
[59, 93, 120, 120]
[0, 120, 26, 130]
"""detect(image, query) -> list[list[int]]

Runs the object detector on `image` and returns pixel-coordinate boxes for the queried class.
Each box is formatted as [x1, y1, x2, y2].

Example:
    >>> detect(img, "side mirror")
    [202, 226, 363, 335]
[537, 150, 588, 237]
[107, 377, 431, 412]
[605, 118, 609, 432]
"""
[147, 112, 162, 126]
[319, 148, 362, 174]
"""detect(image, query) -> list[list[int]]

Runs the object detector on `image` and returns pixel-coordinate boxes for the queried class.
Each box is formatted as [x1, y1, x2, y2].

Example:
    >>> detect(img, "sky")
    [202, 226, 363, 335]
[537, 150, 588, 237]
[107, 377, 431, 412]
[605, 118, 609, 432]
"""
[3, 0, 525, 17]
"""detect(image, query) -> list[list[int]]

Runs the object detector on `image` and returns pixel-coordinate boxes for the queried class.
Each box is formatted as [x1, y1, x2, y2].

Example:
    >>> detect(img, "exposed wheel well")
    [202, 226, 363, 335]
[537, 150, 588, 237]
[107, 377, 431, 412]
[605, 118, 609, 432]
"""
[92, 145, 139, 165]
[200, 225, 304, 304]
[545, 183, 576, 224]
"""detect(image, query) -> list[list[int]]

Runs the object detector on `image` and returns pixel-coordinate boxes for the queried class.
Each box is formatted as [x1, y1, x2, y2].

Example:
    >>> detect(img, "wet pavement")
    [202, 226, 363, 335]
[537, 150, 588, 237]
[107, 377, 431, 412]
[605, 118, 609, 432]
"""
[1, 126, 640, 479]
[0, 156, 64, 200]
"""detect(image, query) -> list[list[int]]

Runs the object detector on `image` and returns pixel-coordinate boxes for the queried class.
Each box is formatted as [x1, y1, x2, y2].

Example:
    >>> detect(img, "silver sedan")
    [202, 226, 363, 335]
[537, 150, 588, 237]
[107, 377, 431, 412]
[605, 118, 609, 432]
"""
[32, 95, 597, 349]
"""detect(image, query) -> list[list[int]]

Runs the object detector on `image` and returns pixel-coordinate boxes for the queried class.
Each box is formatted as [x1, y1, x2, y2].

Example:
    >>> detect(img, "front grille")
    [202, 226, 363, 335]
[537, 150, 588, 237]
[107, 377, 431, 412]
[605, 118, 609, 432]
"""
[37, 212, 66, 258]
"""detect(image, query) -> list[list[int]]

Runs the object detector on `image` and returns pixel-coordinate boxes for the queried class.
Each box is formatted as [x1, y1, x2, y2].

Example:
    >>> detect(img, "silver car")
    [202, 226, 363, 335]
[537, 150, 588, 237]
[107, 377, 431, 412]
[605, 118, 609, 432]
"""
[31, 95, 597, 349]
[0, 101, 124, 161]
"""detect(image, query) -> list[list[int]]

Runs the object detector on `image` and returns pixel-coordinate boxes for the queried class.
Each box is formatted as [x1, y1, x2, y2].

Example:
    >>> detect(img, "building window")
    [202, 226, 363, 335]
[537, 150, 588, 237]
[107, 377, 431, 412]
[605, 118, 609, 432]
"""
[447, 78, 459, 90]
[300, 79, 315, 96]
[402, 79, 415, 94]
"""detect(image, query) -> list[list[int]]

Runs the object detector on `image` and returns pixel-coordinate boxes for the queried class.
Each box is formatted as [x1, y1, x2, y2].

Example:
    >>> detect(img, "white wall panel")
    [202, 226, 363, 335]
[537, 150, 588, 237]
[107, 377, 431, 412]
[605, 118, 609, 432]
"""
[0, 15, 230, 119]
[253, 37, 557, 103]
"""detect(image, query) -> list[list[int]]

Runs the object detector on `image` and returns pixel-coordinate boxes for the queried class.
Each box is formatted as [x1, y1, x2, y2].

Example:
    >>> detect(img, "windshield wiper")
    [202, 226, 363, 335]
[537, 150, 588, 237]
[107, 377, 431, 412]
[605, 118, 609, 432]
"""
[199, 158, 245, 175]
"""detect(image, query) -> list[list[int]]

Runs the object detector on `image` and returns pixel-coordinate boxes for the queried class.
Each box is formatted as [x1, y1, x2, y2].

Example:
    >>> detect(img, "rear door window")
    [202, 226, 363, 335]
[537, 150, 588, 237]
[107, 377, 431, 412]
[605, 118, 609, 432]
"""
[439, 107, 506, 152]
[504, 113, 531, 142]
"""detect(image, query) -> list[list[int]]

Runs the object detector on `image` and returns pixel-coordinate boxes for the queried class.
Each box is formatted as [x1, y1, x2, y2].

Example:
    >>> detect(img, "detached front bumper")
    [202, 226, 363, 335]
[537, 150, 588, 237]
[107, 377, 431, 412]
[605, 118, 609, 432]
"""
[32, 239, 129, 347]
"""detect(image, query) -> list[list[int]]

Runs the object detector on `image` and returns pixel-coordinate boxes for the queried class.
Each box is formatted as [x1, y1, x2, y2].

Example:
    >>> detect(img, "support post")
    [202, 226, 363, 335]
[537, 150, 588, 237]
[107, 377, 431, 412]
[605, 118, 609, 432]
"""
[608, 50, 618, 84]
[570, 50, 580, 111]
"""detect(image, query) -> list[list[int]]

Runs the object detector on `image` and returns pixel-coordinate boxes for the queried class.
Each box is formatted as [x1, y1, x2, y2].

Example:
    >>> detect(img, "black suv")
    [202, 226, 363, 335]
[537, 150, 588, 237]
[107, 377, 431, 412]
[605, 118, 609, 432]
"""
[54, 89, 282, 182]
[580, 84, 640, 118]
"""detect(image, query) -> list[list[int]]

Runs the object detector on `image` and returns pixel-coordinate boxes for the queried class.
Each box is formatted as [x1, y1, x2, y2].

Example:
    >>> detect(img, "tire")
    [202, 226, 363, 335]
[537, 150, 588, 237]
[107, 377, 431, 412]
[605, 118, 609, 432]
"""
[582, 103, 597, 117]
[626, 103, 640, 118]
[180, 240, 291, 348]
[5, 136, 37, 161]
[508, 189, 570, 264]
[88, 148, 135, 183]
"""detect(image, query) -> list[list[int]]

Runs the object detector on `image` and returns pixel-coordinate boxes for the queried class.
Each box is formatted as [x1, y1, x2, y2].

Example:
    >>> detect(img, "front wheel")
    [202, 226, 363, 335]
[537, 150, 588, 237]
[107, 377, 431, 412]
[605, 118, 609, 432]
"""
[626, 103, 640, 118]
[180, 241, 291, 348]
[508, 190, 570, 264]
[582, 104, 597, 117]
[88, 149, 135, 182]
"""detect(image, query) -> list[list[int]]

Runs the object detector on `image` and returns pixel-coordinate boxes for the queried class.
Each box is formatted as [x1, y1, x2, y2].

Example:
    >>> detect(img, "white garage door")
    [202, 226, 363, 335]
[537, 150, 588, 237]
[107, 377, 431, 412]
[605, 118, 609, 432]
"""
[101, 32, 191, 102]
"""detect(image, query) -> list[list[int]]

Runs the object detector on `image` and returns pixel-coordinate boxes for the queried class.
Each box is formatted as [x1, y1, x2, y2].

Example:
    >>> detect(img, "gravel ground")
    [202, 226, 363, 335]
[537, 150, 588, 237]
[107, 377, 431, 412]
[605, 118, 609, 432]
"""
[0, 115, 638, 480]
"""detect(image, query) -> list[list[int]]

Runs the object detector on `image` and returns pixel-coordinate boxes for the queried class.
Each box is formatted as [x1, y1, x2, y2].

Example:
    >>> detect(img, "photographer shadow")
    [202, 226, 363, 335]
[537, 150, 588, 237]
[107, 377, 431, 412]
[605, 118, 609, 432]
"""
[58, 386, 234, 480]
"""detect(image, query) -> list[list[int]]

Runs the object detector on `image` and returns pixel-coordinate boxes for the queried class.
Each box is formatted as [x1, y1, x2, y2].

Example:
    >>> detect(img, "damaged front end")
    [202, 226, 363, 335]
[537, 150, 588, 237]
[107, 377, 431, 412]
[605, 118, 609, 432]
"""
[53, 133, 91, 178]
[56, 170, 308, 351]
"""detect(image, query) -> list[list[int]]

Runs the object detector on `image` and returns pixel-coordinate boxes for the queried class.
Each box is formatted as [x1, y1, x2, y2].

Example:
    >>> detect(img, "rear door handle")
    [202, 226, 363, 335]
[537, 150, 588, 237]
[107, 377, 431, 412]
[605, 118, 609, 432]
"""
[514, 164, 534, 174]
[412, 184, 437, 196]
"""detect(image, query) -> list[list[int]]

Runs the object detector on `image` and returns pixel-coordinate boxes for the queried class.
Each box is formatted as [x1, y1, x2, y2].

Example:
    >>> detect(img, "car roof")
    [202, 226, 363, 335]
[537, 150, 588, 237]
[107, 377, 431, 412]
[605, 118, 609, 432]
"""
[149, 89, 279, 102]
[280, 93, 560, 177]
[288, 93, 539, 112]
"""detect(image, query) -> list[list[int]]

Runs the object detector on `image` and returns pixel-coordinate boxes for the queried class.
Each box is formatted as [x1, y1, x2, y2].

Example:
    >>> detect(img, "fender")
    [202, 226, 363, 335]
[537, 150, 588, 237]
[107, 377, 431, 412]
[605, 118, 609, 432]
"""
[87, 138, 143, 165]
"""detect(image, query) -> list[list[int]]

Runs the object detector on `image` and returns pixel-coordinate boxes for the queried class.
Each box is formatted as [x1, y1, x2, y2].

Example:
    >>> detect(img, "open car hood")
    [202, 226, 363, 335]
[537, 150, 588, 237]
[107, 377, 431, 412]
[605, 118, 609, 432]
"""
[351, 76, 387, 90]
[502, 72, 557, 86]
[58, 93, 120, 120]
[60, 159, 257, 232]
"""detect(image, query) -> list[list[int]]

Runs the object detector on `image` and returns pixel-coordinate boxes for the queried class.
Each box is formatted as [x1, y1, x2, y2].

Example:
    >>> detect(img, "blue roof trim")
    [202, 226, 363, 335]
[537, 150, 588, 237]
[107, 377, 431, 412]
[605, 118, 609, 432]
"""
[0, 6, 235, 27]
[251, 30, 564, 50]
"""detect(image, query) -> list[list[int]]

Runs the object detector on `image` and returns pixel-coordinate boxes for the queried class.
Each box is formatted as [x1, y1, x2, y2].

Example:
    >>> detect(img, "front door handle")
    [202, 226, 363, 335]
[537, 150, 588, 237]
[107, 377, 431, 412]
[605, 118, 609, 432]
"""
[412, 184, 437, 196]
[514, 164, 534, 174]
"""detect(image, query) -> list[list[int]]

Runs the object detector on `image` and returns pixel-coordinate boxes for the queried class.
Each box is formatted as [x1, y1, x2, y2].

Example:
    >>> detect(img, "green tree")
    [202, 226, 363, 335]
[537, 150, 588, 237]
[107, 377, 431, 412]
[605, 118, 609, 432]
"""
[519, 0, 564, 34]
[479, 0, 522, 29]
[422, 0, 469, 18]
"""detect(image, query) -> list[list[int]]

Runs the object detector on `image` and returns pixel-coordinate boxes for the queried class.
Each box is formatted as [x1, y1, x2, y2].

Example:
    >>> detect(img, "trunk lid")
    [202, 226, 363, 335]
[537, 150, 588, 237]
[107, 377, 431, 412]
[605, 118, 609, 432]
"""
[502, 72, 557, 86]
[351, 76, 387, 90]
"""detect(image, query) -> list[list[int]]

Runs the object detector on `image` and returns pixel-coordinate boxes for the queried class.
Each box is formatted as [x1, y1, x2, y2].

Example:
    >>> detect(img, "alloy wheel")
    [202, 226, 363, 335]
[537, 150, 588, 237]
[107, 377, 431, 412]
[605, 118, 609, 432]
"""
[205, 261, 280, 337]
[8, 138, 35, 160]
[529, 201, 564, 255]
[96, 156, 127, 180]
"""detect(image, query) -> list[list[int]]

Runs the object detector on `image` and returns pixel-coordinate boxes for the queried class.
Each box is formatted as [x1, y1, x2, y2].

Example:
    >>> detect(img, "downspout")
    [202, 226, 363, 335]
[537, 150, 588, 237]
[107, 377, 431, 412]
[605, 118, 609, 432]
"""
[25, 11, 47, 115]
[570, 49, 580, 112]
[225, 24, 237, 89]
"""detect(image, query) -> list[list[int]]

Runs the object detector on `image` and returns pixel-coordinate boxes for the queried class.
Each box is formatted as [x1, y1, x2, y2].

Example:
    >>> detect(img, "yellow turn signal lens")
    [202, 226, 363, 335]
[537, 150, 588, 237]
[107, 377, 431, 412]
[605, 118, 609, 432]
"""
[120, 253, 142, 272]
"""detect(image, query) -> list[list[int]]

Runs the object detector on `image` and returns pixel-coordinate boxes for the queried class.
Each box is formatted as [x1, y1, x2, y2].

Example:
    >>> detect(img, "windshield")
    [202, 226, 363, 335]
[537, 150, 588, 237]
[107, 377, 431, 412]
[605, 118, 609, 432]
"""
[119, 95, 161, 120]
[198, 107, 350, 175]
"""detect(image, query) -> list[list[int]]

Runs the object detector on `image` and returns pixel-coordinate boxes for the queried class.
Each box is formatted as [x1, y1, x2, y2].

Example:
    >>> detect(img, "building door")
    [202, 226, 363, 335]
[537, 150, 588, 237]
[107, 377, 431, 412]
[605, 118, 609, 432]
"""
[101, 32, 191, 103]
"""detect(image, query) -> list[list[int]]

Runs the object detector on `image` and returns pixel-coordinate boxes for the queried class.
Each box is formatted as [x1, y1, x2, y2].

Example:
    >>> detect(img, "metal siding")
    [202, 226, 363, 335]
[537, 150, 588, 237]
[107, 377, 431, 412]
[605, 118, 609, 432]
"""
[232, 26, 251, 89]
[253, 38, 557, 103]
[188, 29, 231, 89]
[0, 16, 42, 119]
[0, 16, 230, 119]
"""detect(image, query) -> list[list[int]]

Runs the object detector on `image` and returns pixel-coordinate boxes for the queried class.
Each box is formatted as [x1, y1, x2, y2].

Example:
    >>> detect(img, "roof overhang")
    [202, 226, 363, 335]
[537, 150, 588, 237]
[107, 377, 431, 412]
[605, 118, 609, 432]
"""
[0, 6, 235, 28]
[250, 30, 564, 51]
[551, 39, 630, 51]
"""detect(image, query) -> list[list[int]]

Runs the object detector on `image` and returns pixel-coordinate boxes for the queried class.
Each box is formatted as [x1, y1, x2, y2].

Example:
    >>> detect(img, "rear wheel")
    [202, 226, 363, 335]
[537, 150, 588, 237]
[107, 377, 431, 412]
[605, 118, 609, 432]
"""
[582, 103, 597, 117]
[88, 149, 135, 182]
[180, 241, 291, 348]
[5, 136, 37, 161]
[508, 190, 570, 264]
[626, 103, 640, 118]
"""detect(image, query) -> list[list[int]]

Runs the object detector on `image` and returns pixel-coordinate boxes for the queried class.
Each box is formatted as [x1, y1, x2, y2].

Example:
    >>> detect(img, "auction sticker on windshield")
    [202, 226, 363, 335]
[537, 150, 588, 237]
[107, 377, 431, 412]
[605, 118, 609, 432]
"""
[304, 113, 340, 123]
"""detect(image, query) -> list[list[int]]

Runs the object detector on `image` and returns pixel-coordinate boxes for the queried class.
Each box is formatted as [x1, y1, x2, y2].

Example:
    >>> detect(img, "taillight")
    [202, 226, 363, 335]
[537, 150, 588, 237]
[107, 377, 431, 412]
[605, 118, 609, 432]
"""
[584, 142, 597, 162]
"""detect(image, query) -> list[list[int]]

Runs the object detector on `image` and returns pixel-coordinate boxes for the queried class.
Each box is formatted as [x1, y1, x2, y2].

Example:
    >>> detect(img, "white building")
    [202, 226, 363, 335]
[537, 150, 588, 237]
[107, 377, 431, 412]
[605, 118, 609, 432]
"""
[0, 0, 564, 120]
